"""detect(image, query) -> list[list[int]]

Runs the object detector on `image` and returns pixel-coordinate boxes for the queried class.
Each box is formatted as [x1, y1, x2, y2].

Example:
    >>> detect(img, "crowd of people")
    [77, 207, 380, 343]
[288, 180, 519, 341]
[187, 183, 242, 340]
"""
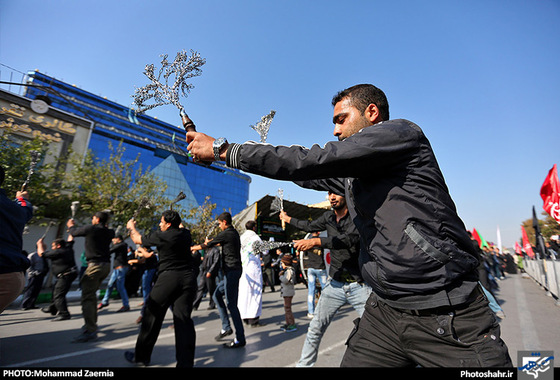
[0, 169, 355, 367]
[9, 82, 557, 367]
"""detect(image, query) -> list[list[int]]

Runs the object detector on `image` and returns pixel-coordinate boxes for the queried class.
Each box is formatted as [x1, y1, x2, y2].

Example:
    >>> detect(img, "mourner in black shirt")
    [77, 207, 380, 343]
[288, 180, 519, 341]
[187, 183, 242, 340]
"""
[37, 236, 78, 321]
[67, 211, 114, 342]
[125, 210, 197, 367]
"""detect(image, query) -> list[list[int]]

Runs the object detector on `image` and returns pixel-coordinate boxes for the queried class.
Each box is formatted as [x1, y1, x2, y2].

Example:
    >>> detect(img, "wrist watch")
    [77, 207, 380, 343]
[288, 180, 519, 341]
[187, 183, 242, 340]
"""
[213, 137, 228, 161]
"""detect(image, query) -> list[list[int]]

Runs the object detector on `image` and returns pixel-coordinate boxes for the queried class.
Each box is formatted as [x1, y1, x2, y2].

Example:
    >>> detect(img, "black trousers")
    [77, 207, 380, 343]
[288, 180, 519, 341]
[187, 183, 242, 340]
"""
[21, 273, 46, 309]
[50, 271, 77, 316]
[193, 273, 216, 309]
[134, 269, 197, 367]
[340, 285, 513, 367]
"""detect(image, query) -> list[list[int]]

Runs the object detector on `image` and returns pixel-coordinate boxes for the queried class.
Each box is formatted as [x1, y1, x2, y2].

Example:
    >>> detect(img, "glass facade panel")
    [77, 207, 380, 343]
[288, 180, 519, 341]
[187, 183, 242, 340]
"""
[24, 71, 251, 216]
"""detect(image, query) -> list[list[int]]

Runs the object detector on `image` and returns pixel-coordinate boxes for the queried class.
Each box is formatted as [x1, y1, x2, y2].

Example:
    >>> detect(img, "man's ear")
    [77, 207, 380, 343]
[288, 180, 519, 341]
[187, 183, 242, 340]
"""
[364, 103, 381, 123]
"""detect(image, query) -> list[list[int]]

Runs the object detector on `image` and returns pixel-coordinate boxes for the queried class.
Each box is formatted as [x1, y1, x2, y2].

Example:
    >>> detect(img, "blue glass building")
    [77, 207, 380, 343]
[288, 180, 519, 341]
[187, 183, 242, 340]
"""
[23, 70, 251, 216]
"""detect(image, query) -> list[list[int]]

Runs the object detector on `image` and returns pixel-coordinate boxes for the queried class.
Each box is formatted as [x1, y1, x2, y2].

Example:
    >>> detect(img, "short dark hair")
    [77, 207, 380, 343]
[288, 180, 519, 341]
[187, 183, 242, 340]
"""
[245, 220, 257, 231]
[53, 238, 66, 248]
[332, 84, 389, 121]
[0, 166, 4, 187]
[95, 211, 110, 225]
[162, 210, 181, 228]
[217, 212, 232, 225]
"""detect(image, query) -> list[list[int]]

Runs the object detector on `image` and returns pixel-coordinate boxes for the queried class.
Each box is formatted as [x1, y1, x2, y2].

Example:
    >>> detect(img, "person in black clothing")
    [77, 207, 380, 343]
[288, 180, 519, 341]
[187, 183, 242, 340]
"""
[67, 211, 115, 342]
[98, 235, 130, 312]
[37, 235, 78, 321]
[193, 245, 220, 310]
[125, 210, 197, 367]
[21, 250, 48, 310]
[191, 212, 245, 348]
[280, 191, 371, 366]
[186, 83, 512, 367]
[261, 248, 277, 292]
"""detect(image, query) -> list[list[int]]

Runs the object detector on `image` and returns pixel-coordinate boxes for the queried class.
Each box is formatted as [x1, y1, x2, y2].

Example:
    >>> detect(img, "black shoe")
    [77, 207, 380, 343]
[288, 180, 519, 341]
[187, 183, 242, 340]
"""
[52, 314, 71, 321]
[72, 330, 97, 343]
[41, 307, 57, 316]
[214, 329, 233, 341]
[124, 351, 150, 366]
[116, 306, 130, 312]
[223, 340, 246, 348]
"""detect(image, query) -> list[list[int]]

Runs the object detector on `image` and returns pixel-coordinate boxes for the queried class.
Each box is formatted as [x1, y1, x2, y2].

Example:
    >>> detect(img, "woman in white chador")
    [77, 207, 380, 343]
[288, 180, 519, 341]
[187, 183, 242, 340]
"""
[238, 220, 264, 327]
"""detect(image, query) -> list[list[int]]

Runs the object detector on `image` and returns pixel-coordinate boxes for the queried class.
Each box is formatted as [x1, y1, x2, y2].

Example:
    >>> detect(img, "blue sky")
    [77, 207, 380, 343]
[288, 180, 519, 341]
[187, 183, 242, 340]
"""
[1, 0, 559, 247]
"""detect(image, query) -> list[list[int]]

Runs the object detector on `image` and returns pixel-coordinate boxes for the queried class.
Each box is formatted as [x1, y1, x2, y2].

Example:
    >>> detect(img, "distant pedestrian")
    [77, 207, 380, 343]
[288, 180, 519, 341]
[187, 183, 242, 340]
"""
[191, 212, 246, 349]
[193, 246, 219, 311]
[67, 211, 115, 342]
[98, 235, 130, 312]
[279, 254, 297, 332]
[37, 235, 78, 321]
[126, 210, 197, 367]
[238, 220, 264, 327]
[21, 250, 48, 310]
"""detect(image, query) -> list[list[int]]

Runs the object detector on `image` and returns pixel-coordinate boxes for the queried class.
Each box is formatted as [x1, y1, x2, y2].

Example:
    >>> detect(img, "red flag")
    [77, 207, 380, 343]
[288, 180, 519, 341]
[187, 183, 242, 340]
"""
[514, 241, 522, 255]
[472, 229, 481, 247]
[472, 228, 489, 248]
[521, 226, 535, 258]
[540, 164, 560, 224]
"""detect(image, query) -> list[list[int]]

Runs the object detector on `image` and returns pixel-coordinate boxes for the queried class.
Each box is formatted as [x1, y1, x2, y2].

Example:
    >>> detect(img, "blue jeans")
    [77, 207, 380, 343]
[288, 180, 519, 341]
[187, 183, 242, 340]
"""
[306, 268, 327, 315]
[101, 267, 129, 307]
[213, 269, 245, 344]
[479, 281, 503, 314]
[297, 279, 371, 367]
[141, 268, 157, 316]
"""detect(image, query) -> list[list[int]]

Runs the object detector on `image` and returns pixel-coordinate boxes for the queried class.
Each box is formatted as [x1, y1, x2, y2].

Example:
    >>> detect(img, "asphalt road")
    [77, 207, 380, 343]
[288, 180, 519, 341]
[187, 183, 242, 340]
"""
[1, 271, 559, 372]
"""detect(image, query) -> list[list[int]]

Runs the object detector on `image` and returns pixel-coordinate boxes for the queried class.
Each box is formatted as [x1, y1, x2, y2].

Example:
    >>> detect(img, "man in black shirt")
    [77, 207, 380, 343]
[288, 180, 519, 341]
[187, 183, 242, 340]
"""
[125, 210, 197, 367]
[191, 212, 245, 348]
[37, 236, 78, 321]
[186, 83, 512, 367]
[280, 192, 371, 366]
[67, 211, 114, 342]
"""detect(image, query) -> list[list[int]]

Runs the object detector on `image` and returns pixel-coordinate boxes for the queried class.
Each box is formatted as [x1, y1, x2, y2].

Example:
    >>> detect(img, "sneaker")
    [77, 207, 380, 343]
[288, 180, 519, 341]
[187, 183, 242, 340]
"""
[97, 302, 108, 310]
[72, 330, 97, 343]
[283, 324, 297, 332]
[116, 306, 130, 312]
[223, 340, 246, 348]
[214, 329, 233, 341]
[306, 313, 314, 319]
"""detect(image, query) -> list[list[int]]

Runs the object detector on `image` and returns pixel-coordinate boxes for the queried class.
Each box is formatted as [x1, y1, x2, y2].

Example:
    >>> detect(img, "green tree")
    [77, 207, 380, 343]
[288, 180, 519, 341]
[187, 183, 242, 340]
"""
[66, 141, 181, 233]
[0, 129, 66, 223]
[183, 196, 219, 245]
[521, 210, 560, 245]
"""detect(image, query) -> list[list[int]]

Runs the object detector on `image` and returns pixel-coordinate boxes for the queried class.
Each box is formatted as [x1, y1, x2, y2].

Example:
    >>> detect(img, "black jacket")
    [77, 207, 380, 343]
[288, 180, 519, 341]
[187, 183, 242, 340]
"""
[110, 241, 129, 268]
[289, 210, 361, 282]
[69, 224, 115, 264]
[207, 226, 241, 272]
[0, 190, 33, 273]
[142, 227, 194, 272]
[43, 241, 77, 277]
[226, 119, 479, 309]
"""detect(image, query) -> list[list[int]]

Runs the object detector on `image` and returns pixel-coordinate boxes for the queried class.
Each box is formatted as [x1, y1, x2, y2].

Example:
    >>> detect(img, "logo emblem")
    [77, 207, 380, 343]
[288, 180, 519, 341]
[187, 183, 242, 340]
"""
[518, 351, 554, 380]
